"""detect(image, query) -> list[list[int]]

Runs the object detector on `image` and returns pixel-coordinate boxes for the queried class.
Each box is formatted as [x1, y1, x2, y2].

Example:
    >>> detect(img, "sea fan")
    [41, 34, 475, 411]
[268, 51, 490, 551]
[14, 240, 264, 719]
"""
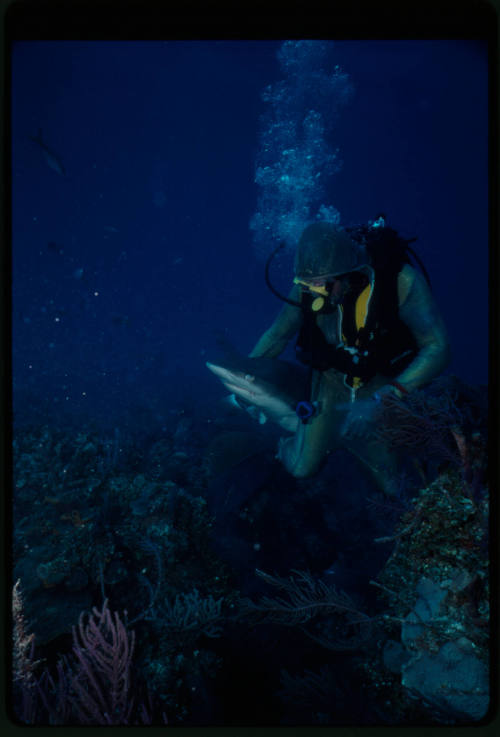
[240, 569, 372, 650]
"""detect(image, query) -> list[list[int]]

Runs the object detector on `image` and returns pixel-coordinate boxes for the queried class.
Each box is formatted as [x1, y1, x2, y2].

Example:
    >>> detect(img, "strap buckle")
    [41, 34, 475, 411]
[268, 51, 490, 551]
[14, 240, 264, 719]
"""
[295, 400, 317, 424]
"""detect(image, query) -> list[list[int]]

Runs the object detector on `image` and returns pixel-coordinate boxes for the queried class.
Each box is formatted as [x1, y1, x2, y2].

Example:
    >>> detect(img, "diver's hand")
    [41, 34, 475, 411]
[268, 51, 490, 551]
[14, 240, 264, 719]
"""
[338, 386, 395, 439]
[339, 399, 379, 439]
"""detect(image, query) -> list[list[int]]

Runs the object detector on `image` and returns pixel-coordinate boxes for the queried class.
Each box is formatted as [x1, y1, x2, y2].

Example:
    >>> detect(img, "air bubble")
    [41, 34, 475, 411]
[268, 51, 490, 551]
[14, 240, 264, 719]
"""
[250, 41, 353, 259]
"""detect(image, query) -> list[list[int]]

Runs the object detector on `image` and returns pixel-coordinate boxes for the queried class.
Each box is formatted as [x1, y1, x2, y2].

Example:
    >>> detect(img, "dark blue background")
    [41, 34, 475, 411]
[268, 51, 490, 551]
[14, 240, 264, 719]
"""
[11, 40, 488, 430]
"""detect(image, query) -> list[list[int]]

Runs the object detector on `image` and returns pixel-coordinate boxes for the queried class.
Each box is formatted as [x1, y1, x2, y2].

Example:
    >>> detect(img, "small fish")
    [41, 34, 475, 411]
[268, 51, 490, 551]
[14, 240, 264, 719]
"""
[104, 226, 119, 233]
[30, 129, 66, 176]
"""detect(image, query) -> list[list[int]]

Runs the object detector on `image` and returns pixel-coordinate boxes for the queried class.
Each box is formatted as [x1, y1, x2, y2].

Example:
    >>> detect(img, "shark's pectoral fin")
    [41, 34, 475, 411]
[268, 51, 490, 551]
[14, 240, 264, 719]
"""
[278, 414, 300, 433]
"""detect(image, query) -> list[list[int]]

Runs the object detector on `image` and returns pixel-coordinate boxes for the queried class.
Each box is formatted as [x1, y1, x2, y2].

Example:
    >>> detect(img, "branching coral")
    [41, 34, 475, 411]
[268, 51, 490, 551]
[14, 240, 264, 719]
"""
[374, 378, 487, 495]
[375, 389, 461, 464]
[240, 569, 372, 651]
[69, 600, 135, 724]
[12, 591, 139, 725]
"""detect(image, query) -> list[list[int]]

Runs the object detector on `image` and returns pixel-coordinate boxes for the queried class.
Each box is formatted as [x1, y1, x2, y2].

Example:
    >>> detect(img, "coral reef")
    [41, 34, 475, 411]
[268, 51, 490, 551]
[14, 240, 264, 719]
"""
[12, 421, 231, 724]
[368, 467, 489, 723]
[11, 373, 489, 725]
[232, 378, 489, 725]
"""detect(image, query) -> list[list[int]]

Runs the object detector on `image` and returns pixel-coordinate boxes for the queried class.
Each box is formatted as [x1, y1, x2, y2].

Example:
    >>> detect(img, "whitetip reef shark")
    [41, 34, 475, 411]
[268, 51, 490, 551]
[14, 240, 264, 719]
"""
[206, 356, 310, 433]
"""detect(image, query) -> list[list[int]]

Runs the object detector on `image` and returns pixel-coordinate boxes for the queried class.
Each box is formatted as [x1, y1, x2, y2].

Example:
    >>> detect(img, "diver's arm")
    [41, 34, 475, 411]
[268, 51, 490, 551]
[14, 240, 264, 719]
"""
[341, 264, 450, 439]
[392, 264, 451, 391]
[249, 285, 303, 358]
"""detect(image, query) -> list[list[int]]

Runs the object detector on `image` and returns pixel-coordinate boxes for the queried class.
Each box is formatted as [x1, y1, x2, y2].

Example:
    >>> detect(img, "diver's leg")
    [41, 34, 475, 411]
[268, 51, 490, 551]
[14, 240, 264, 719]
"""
[277, 372, 343, 478]
[278, 416, 331, 477]
[344, 436, 401, 497]
[276, 370, 402, 488]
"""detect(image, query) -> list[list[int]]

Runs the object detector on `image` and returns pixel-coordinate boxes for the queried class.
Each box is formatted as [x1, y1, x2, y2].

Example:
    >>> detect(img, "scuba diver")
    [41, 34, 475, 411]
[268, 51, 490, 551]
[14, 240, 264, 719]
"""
[247, 216, 451, 495]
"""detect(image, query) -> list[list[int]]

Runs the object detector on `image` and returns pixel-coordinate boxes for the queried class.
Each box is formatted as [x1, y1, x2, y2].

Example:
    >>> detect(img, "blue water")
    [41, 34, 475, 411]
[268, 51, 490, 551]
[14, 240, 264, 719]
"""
[10, 40, 490, 726]
[11, 40, 488, 431]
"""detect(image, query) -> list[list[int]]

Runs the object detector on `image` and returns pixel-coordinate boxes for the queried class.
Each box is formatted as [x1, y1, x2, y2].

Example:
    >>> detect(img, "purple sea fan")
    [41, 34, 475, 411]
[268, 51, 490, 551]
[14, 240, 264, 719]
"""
[68, 599, 135, 725]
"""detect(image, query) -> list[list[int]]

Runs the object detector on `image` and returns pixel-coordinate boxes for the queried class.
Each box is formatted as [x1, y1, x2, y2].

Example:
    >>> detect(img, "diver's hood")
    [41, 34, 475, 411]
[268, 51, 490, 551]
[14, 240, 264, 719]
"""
[294, 222, 367, 279]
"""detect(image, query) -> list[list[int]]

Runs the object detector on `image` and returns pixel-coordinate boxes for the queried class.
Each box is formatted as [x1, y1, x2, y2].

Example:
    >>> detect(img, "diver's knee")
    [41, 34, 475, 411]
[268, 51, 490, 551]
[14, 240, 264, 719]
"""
[277, 434, 326, 478]
[288, 464, 317, 479]
[277, 439, 321, 477]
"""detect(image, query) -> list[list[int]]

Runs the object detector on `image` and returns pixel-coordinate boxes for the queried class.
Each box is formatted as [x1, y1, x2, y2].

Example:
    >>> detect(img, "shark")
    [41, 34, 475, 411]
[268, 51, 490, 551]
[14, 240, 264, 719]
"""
[206, 355, 311, 433]
[207, 354, 401, 497]
[30, 129, 66, 176]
